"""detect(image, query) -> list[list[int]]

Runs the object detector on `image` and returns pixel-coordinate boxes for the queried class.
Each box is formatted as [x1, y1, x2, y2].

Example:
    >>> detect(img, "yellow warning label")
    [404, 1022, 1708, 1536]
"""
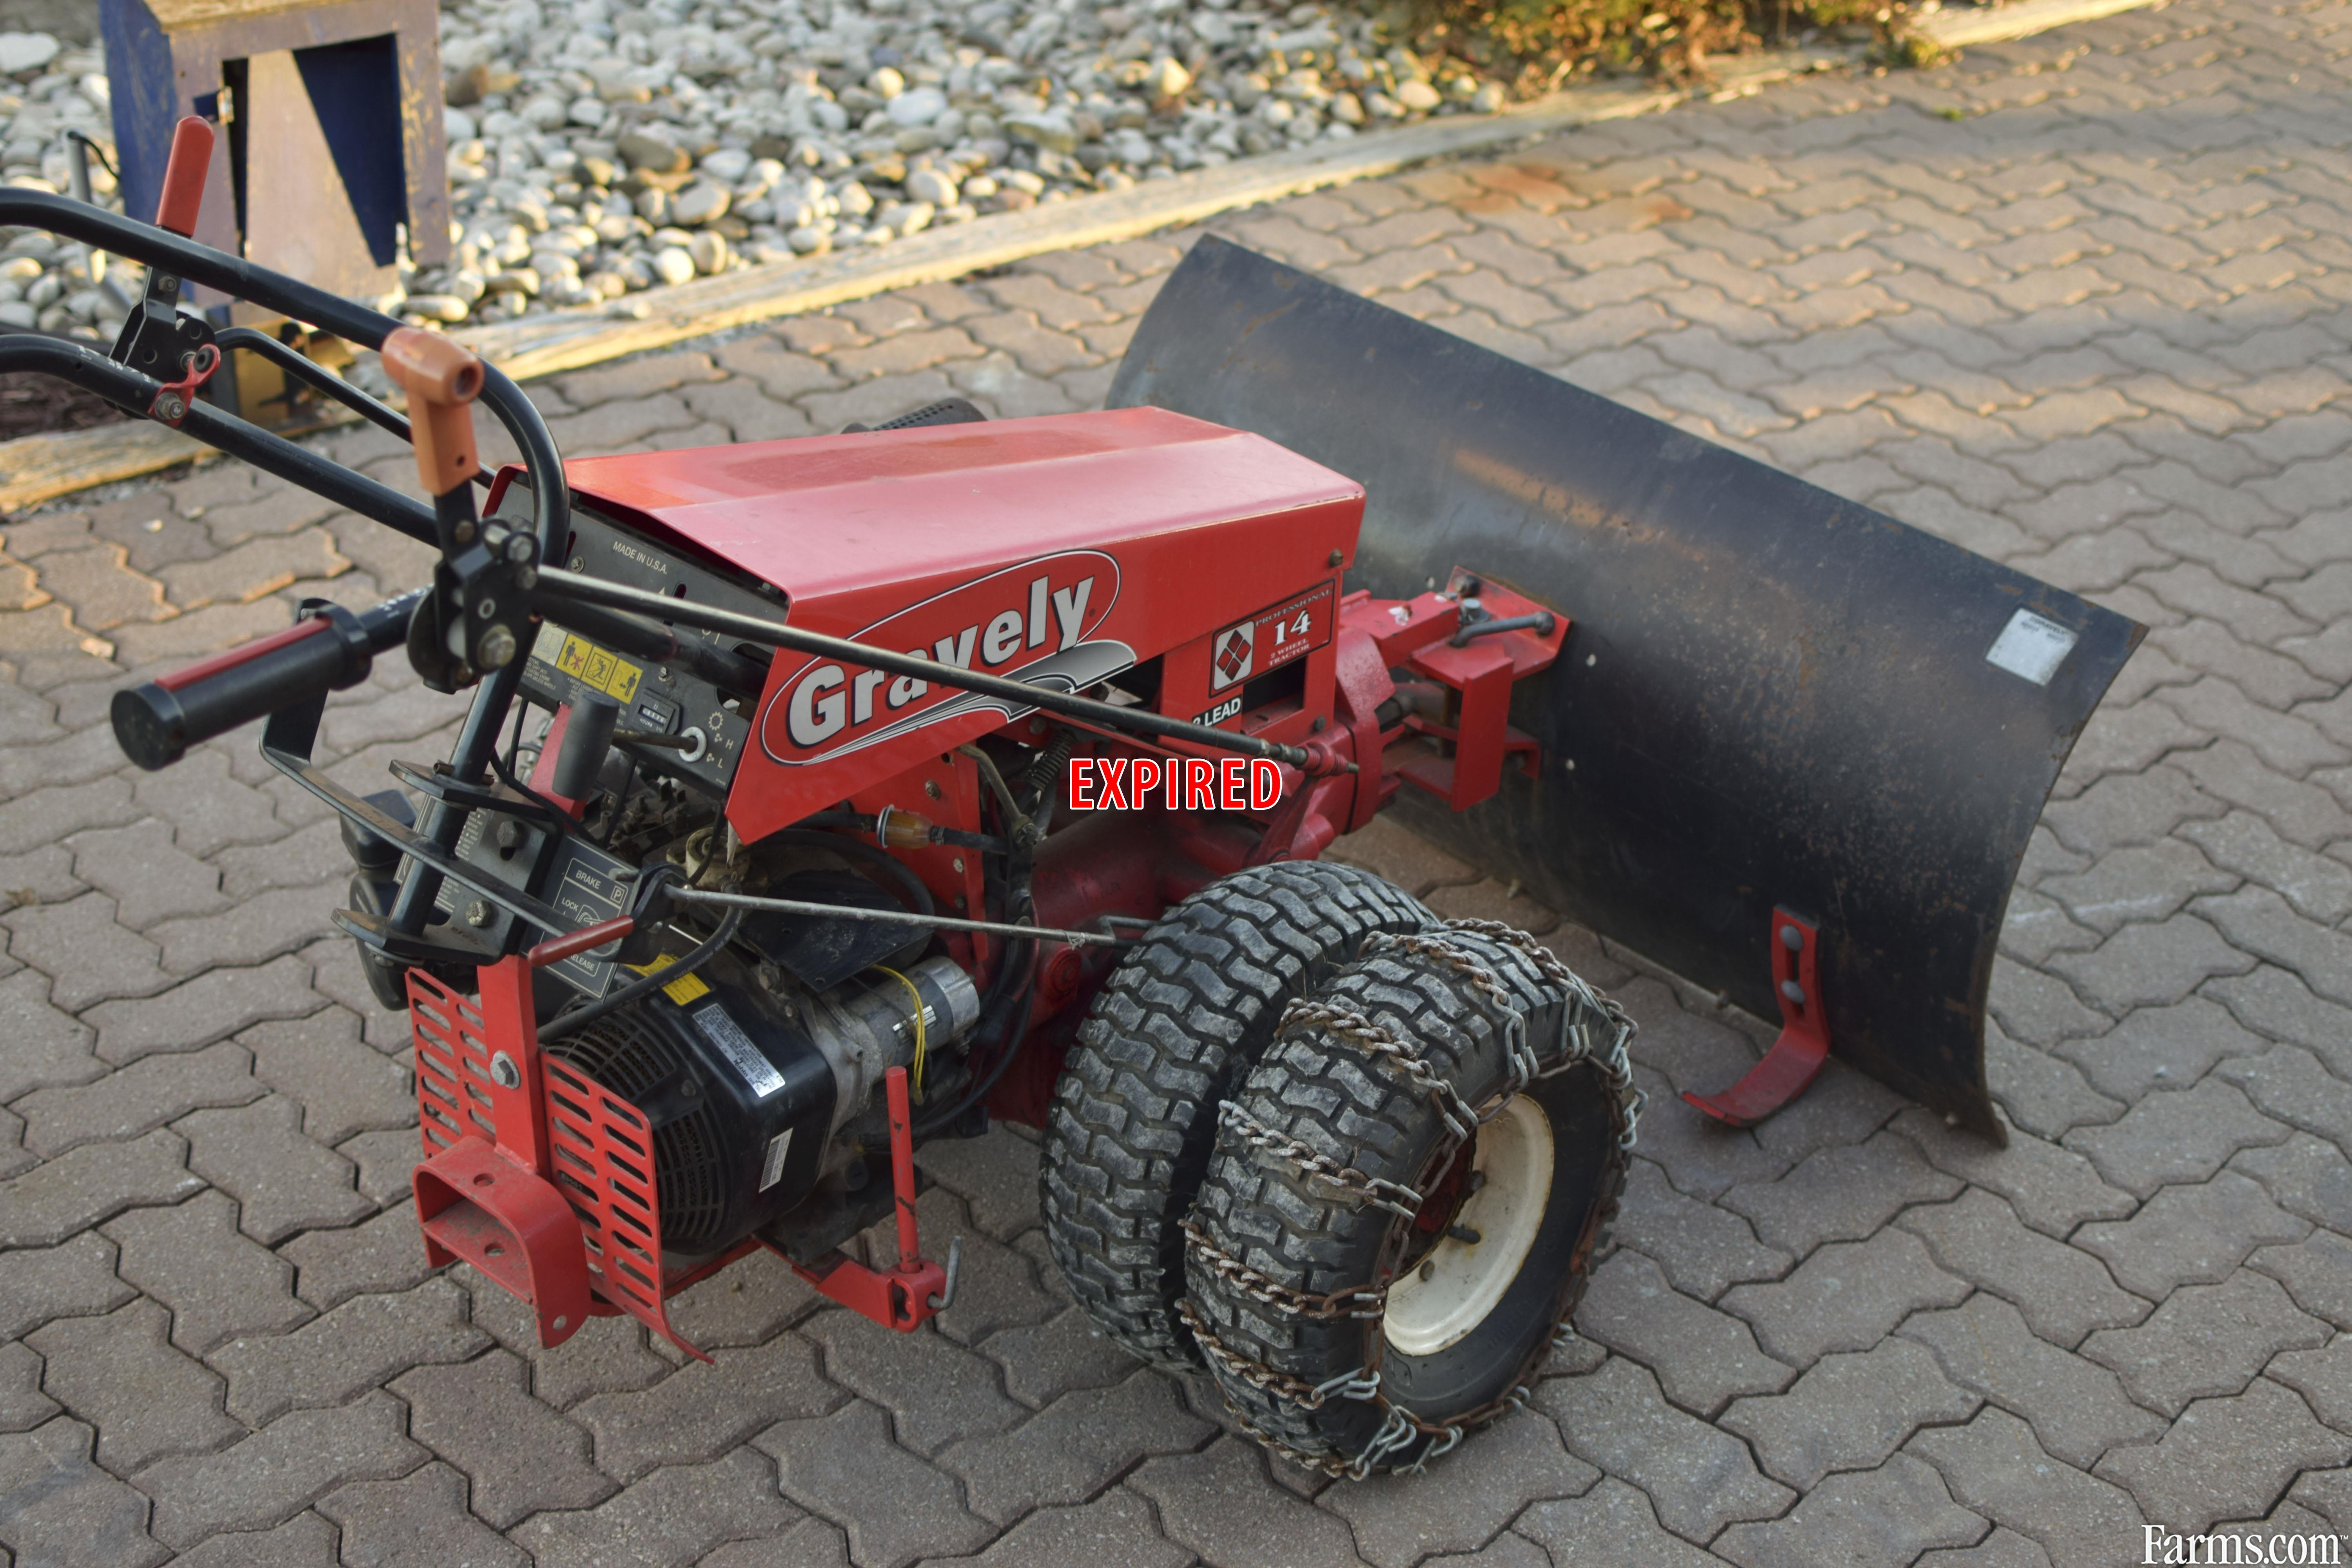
[627, 957, 710, 1005]
[552, 634, 642, 704]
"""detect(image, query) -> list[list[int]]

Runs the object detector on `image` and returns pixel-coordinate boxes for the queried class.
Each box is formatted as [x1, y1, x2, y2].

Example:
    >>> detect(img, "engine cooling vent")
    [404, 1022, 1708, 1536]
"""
[547, 1006, 729, 1250]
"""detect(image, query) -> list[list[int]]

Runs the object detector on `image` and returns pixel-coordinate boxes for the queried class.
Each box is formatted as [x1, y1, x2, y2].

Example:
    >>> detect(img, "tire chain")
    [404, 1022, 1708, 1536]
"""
[1187, 919, 1644, 1479]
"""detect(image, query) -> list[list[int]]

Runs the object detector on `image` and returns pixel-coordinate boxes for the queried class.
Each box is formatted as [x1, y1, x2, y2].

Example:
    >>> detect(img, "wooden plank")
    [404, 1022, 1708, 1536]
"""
[1914, 0, 2163, 49]
[0, 45, 1855, 513]
[0, 422, 214, 514]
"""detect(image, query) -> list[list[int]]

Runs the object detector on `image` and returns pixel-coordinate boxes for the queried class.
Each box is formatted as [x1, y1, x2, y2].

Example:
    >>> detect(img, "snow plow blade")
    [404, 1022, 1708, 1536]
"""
[1108, 237, 2145, 1141]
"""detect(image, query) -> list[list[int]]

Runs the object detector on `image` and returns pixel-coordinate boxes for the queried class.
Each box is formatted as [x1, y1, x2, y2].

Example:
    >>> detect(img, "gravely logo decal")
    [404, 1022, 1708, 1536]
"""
[760, 550, 1131, 766]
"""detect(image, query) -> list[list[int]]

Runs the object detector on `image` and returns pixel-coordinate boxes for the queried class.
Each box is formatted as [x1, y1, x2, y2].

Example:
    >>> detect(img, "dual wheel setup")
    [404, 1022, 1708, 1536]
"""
[1041, 860, 1642, 1478]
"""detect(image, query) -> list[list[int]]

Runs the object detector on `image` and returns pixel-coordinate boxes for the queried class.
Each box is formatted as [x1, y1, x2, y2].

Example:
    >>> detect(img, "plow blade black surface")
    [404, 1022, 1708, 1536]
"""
[1109, 238, 2145, 1140]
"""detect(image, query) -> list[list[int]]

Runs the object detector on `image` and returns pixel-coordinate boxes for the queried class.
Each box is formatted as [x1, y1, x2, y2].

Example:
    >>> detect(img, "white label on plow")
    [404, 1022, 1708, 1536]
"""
[1985, 608, 2078, 687]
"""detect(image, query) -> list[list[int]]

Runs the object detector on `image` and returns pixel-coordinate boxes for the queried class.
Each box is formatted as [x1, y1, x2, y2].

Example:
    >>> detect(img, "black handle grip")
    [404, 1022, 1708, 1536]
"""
[112, 590, 425, 770]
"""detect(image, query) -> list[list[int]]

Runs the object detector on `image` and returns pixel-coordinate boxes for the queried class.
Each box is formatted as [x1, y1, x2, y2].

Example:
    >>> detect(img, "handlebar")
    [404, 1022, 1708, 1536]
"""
[112, 590, 426, 770]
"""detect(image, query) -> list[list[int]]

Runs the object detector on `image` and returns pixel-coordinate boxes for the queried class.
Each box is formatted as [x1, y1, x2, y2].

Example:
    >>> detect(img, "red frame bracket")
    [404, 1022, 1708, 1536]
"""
[1682, 909, 1830, 1129]
[782, 1066, 950, 1332]
[413, 1134, 592, 1348]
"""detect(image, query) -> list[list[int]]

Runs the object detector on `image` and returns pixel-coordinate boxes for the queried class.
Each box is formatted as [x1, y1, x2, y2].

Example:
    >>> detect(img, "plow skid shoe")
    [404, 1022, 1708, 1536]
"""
[1110, 239, 2146, 1139]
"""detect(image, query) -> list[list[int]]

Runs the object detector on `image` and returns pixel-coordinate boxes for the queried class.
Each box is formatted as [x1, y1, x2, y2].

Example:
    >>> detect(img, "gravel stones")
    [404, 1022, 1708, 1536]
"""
[0, 0, 1512, 344]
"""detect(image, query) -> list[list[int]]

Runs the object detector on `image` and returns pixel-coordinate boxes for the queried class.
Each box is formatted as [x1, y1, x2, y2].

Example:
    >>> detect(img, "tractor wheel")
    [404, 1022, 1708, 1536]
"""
[1181, 924, 1639, 1476]
[1041, 860, 1435, 1370]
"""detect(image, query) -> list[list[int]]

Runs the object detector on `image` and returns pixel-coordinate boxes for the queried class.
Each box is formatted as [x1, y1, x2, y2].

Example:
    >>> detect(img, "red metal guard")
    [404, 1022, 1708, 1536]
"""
[409, 964, 591, 1348]
[1683, 910, 1829, 1129]
[783, 1066, 951, 1332]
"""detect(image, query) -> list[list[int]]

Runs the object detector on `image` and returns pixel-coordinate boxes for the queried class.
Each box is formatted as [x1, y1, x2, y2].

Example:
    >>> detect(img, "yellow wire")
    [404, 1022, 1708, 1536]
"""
[873, 965, 927, 1099]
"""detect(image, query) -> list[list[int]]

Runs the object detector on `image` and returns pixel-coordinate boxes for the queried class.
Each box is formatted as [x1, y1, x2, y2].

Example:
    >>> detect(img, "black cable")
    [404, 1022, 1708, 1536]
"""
[764, 827, 935, 918]
[540, 902, 742, 1044]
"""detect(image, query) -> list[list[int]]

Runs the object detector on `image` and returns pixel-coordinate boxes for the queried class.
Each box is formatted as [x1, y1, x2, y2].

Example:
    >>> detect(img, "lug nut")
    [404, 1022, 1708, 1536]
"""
[477, 626, 517, 669]
[465, 899, 492, 927]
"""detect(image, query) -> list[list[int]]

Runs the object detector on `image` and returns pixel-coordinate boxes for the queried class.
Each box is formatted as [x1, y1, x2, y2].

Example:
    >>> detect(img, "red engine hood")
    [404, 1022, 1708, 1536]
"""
[564, 407, 1364, 839]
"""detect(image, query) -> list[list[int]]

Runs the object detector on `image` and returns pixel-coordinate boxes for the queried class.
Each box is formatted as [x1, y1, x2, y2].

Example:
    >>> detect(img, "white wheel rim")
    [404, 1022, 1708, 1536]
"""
[1381, 1096, 1554, 1358]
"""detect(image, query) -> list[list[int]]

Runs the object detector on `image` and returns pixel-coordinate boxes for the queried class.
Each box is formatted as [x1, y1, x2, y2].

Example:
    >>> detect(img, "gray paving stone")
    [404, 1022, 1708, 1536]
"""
[697, 1516, 853, 1568]
[240, 1011, 414, 1145]
[139, 1390, 426, 1549]
[2234, 1132, 2352, 1232]
[338, 1128, 422, 1207]
[1890, 1109, 2137, 1236]
[2267, 1341, 2352, 1437]
[26, 1299, 238, 1473]
[1320, 1408, 1593, 1568]
[911, 1124, 1043, 1243]
[0, 1128, 202, 1247]
[1129, 1435, 1374, 1568]
[12, 1042, 260, 1158]
[1719, 1130, 1964, 1255]
[1721, 1228, 1971, 1367]
[2045, 915, 2256, 1014]
[1915, 1526, 2055, 1568]
[88, 956, 323, 1066]
[1901, 1188, 2150, 1347]
[314, 1460, 527, 1568]
[760, 1399, 994, 1568]
[1714, 1452, 1986, 1568]
[980, 1304, 1145, 1410]
[179, 1095, 370, 1244]
[388, 1349, 612, 1529]
[939, 1368, 1214, 1526]
[0, 1343, 57, 1434]
[803, 1305, 1025, 1457]
[1615, 1158, 1793, 1302]
[1535, 1356, 1794, 1540]
[105, 1189, 312, 1355]
[0, 969, 101, 1103]
[2062, 1077, 2289, 1197]
[165, 1511, 341, 1568]
[2217, 1045, 2352, 1149]
[1986, 1026, 2125, 1141]
[919, 1486, 1190, 1568]
[914, 1189, 1060, 1348]
[2207, 965, 2352, 1076]
[1902, 1294, 2166, 1469]
[3, 892, 172, 1013]
[1721, 1336, 1981, 1491]
[2073, 1171, 2310, 1300]
[0, 1232, 132, 1340]
[2082, 1272, 2332, 1419]
[2038, 841, 2237, 935]
[2099, 1377, 2352, 1535]
[1909, 1408, 2147, 1568]
[512, 1448, 806, 1568]
[278, 1201, 434, 1310]
[2198, 886, 2352, 1008]
[576, 1331, 840, 1481]
[2052, 996, 2271, 1102]
[0, 1418, 169, 1568]
[2247, 1230, 2352, 1330]
[1514, 1475, 1722, 1566]
[1572, 1250, 1797, 1416]
[208, 1276, 486, 1425]
[67, 820, 224, 929]
[464, 1274, 672, 1410]
[661, 1247, 822, 1350]
[2181, 809, 2352, 924]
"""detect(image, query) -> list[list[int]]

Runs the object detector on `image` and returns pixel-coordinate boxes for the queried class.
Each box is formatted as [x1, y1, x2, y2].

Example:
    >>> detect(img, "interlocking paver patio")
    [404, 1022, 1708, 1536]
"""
[2, 0, 2349, 1558]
